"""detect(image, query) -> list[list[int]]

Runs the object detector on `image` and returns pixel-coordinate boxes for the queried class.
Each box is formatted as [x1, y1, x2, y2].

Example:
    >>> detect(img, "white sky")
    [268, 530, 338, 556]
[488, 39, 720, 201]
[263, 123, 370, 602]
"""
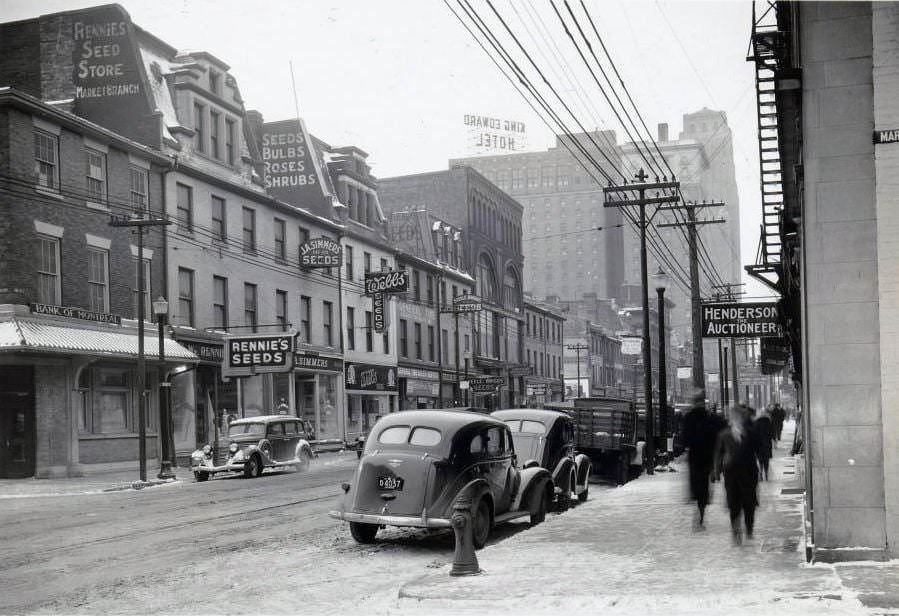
[4, 0, 767, 297]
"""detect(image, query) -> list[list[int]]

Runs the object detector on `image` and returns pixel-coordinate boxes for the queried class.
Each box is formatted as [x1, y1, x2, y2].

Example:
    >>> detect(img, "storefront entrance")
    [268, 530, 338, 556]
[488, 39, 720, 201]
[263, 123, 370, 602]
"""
[0, 367, 35, 478]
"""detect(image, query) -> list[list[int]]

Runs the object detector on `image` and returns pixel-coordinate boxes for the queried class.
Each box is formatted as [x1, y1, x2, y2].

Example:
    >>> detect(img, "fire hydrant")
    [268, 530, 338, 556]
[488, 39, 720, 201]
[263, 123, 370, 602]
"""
[450, 494, 481, 576]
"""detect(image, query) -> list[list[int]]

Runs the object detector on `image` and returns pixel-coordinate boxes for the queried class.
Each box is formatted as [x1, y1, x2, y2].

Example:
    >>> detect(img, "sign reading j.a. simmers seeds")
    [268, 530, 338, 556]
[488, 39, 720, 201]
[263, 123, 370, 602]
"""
[223, 333, 294, 377]
[299, 238, 341, 268]
[701, 302, 782, 338]
[372, 292, 387, 333]
[452, 295, 482, 313]
[364, 270, 408, 295]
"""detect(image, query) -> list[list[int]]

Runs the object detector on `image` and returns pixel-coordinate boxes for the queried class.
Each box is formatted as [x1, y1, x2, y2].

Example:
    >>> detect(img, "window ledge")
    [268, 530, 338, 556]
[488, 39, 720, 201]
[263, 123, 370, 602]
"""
[86, 200, 109, 212]
[79, 432, 158, 440]
[35, 185, 65, 200]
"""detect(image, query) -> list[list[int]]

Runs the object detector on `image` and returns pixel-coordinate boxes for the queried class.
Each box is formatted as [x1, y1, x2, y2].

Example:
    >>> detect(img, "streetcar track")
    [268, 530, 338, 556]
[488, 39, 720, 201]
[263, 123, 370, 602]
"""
[0, 486, 340, 571]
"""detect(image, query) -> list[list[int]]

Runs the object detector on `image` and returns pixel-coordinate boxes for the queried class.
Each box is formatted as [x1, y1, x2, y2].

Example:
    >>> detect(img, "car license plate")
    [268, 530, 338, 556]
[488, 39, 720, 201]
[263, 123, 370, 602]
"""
[377, 475, 404, 491]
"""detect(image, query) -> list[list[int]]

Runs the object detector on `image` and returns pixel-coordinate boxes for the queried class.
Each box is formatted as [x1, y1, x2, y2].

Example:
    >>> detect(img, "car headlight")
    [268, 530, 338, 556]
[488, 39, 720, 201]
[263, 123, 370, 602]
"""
[232, 449, 245, 462]
[229, 442, 239, 454]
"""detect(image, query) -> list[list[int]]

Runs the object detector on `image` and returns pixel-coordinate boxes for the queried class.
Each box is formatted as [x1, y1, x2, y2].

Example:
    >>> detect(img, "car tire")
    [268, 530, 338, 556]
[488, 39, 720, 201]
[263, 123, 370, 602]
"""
[472, 498, 491, 550]
[194, 471, 209, 482]
[243, 454, 262, 479]
[298, 449, 313, 471]
[578, 485, 589, 502]
[349, 522, 378, 544]
[530, 483, 549, 526]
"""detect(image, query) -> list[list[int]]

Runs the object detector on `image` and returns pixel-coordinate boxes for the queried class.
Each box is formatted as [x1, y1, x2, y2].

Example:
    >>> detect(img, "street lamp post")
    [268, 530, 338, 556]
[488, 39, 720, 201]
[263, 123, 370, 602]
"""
[154, 297, 175, 480]
[653, 268, 670, 459]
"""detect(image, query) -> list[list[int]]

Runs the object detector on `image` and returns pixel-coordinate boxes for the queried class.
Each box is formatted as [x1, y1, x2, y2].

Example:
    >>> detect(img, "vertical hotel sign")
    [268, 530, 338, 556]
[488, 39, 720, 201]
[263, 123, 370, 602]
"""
[261, 119, 332, 215]
[71, 5, 155, 145]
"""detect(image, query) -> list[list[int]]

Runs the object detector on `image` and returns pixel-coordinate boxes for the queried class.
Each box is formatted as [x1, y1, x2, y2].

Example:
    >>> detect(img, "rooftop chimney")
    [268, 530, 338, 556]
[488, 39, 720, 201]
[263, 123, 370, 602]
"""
[658, 123, 669, 142]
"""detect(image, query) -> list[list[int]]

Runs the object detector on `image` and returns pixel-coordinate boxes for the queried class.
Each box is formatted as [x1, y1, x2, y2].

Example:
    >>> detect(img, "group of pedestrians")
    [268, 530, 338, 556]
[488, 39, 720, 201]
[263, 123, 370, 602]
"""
[682, 393, 790, 545]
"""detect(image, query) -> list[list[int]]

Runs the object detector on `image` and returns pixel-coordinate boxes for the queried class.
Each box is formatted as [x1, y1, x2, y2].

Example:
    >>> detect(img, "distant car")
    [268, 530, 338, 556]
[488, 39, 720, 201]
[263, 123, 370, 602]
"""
[190, 416, 315, 481]
[492, 409, 592, 510]
[329, 409, 554, 549]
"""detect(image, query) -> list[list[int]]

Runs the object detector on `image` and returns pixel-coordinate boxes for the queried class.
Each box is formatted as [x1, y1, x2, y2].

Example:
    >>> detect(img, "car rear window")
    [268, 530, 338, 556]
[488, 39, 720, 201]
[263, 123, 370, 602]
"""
[378, 426, 411, 444]
[409, 427, 441, 446]
[520, 420, 547, 435]
[229, 422, 265, 438]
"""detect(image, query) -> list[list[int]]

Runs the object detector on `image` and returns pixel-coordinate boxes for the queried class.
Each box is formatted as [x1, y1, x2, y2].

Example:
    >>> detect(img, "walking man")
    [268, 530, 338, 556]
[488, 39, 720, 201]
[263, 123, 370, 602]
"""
[682, 391, 724, 530]
[715, 405, 762, 545]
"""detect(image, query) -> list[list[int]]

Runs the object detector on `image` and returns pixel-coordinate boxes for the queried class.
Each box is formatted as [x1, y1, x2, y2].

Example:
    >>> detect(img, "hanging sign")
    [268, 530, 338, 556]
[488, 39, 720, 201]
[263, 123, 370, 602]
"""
[372, 292, 387, 333]
[364, 270, 408, 295]
[222, 332, 295, 377]
[676, 366, 692, 380]
[453, 295, 482, 313]
[701, 302, 782, 338]
[468, 376, 505, 393]
[299, 238, 341, 268]
[620, 336, 643, 356]
[760, 336, 791, 374]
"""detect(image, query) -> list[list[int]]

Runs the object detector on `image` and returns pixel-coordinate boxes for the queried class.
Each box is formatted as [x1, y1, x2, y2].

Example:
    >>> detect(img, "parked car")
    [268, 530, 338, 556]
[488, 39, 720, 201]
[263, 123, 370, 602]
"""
[329, 409, 554, 549]
[492, 409, 592, 510]
[190, 416, 315, 481]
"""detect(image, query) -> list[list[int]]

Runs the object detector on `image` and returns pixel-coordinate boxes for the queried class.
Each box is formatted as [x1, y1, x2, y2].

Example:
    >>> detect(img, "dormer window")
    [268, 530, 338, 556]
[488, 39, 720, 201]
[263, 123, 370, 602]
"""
[209, 70, 221, 95]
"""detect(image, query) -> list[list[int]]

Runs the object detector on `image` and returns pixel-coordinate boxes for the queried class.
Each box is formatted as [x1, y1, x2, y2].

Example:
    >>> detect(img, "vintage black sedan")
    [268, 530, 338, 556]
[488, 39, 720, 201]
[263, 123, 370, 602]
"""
[492, 409, 592, 509]
[190, 416, 315, 481]
[329, 410, 554, 549]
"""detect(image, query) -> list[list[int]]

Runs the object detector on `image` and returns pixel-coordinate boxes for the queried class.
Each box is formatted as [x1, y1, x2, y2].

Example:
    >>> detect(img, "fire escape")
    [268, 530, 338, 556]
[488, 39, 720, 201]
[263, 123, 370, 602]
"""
[746, 1, 789, 293]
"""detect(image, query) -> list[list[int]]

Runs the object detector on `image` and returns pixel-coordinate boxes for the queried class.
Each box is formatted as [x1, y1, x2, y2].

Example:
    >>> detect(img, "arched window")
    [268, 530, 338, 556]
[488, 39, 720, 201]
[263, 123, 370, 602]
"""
[477, 253, 497, 303]
[503, 265, 521, 311]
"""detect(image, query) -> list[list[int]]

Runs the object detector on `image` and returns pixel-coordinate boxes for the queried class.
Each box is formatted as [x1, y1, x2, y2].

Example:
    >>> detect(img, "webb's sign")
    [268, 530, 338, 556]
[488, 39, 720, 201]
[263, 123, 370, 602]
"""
[701, 302, 782, 338]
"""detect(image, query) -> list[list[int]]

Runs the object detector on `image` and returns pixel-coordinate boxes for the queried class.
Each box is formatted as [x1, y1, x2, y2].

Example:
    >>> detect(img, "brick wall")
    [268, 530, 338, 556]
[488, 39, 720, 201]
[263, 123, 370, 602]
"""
[0, 106, 165, 315]
[0, 19, 41, 97]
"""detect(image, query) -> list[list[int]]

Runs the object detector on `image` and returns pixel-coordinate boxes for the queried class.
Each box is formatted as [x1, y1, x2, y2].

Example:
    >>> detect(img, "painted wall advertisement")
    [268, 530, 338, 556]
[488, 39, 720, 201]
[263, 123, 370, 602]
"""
[261, 118, 332, 215]
[71, 5, 156, 145]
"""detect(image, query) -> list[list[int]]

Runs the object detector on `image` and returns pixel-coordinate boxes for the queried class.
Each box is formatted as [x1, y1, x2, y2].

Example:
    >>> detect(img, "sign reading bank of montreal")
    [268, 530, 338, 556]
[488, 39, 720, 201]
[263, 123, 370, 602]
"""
[223, 334, 294, 376]
[701, 302, 782, 338]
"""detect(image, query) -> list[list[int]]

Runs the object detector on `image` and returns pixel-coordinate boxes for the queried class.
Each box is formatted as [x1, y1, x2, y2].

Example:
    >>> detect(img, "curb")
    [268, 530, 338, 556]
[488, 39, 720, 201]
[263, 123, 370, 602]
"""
[102, 478, 180, 493]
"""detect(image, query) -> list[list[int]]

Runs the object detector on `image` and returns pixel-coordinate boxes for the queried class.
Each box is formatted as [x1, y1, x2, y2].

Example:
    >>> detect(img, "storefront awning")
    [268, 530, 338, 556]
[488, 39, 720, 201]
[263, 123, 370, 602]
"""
[0, 318, 198, 361]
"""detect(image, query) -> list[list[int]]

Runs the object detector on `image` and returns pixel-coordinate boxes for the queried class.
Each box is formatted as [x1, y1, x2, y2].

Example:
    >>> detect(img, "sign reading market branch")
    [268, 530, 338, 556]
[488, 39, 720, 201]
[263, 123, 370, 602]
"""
[701, 302, 782, 338]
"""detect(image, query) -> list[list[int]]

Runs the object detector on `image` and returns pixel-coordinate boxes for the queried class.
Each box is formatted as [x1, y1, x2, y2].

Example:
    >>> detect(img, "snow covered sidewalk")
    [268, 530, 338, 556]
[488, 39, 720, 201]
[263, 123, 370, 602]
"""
[394, 437, 893, 616]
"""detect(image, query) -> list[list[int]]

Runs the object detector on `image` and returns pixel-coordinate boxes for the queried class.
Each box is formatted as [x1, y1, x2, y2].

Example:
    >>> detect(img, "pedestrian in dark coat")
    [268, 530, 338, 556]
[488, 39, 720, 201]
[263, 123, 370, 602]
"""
[754, 410, 774, 481]
[682, 393, 725, 529]
[715, 405, 761, 545]
[771, 404, 786, 442]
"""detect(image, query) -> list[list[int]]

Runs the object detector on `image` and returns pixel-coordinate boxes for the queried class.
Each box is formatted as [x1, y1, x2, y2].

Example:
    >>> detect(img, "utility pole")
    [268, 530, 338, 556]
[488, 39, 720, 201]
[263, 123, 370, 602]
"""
[604, 169, 680, 474]
[109, 213, 171, 483]
[657, 200, 725, 398]
[566, 343, 588, 398]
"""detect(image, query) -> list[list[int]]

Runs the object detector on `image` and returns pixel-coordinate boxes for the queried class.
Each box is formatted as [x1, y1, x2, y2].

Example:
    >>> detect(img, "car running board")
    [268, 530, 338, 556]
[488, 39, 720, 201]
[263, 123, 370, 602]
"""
[493, 510, 532, 524]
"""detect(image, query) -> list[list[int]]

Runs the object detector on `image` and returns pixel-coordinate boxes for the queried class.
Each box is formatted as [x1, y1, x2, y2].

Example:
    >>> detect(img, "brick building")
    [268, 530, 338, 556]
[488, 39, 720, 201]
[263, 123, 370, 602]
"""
[0, 88, 196, 478]
[378, 166, 526, 409]
[522, 298, 565, 405]
[390, 210, 474, 409]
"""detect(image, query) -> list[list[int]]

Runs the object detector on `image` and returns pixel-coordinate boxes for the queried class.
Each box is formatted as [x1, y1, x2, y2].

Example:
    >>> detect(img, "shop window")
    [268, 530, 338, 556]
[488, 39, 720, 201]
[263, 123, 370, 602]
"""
[34, 130, 59, 189]
[37, 235, 61, 305]
[96, 368, 130, 434]
[318, 375, 339, 439]
[87, 249, 109, 312]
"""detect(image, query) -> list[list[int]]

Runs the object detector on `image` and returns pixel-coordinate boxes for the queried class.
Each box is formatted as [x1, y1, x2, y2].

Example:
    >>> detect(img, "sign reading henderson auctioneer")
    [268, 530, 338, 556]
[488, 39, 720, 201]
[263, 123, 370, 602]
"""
[701, 302, 782, 338]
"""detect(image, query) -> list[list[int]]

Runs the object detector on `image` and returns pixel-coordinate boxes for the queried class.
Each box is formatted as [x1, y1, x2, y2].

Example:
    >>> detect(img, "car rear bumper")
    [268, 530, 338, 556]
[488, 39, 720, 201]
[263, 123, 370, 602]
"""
[329, 510, 452, 529]
[190, 462, 246, 474]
